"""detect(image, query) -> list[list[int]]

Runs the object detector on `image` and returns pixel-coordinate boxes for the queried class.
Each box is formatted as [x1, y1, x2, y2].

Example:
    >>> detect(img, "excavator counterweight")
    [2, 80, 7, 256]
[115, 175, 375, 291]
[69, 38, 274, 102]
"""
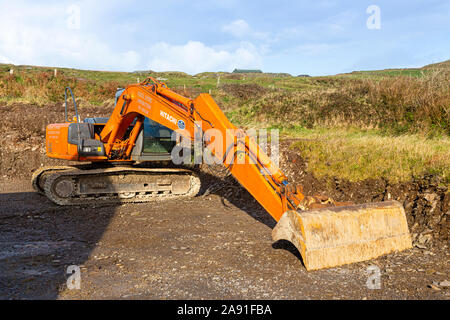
[34, 78, 412, 270]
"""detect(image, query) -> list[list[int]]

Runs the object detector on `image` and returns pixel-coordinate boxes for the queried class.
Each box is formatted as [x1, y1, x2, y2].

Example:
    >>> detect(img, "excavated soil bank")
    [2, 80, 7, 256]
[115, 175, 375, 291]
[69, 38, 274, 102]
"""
[279, 141, 449, 245]
[0, 103, 111, 179]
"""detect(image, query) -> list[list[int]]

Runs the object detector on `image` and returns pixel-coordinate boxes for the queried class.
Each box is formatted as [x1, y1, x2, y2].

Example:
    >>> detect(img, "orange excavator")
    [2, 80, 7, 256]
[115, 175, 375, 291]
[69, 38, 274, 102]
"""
[33, 78, 412, 270]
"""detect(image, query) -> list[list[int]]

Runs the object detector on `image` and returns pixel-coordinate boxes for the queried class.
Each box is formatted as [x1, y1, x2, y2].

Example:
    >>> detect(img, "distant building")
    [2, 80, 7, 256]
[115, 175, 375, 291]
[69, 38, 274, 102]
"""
[297, 74, 311, 77]
[232, 69, 263, 74]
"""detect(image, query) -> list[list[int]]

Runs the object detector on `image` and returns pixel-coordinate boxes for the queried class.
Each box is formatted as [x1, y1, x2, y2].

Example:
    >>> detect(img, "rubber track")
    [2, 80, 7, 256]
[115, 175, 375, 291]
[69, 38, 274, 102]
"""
[31, 166, 75, 194]
[43, 166, 201, 206]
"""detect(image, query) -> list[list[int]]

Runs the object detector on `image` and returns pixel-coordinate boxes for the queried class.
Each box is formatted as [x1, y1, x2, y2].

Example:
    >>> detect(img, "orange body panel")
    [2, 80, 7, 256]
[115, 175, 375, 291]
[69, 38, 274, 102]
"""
[46, 123, 107, 161]
[46, 123, 78, 160]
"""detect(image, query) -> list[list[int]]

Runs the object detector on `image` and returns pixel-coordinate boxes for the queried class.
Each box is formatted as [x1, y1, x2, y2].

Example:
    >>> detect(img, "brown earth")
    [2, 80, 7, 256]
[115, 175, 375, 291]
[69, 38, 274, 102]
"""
[221, 83, 269, 100]
[0, 103, 112, 179]
[279, 140, 449, 246]
[0, 103, 448, 299]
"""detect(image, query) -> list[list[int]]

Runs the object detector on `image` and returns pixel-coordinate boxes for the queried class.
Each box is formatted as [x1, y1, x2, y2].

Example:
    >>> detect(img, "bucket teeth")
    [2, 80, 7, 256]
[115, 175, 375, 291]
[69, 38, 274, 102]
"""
[272, 200, 412, 271]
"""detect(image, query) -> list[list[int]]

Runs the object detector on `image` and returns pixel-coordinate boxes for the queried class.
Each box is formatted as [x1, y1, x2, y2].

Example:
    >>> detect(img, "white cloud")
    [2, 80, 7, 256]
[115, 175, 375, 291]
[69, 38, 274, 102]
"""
[146, 41, 262, 74]
[222, 19, 251, 38]
[221, 19, 270, 41]
[0, 54, 11, 64]
[0, 4, 261, 74]
[0, 1, 141, 71]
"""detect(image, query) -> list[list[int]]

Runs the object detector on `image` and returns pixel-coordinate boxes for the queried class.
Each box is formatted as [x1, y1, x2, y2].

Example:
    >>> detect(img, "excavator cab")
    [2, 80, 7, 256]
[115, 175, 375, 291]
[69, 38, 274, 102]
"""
[83, 116, 175, 161]
[110, 88, 176, 161]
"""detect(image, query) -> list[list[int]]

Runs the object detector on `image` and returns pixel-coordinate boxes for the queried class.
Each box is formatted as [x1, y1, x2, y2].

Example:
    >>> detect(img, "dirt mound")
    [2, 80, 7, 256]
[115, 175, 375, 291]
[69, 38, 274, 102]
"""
[221, 83, 269, 100]
[0, 103, 111, 179]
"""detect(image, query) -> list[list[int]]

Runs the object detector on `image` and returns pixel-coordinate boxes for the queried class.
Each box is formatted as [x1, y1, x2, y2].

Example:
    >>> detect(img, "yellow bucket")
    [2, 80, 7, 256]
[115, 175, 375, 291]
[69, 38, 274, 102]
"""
[272, 200, 412, 270]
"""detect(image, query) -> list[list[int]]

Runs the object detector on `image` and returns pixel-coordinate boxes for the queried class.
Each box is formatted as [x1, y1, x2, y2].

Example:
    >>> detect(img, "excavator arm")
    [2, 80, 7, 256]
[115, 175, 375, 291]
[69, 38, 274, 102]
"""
[97, 78, 412, 270]
[100, 78, 303, 221]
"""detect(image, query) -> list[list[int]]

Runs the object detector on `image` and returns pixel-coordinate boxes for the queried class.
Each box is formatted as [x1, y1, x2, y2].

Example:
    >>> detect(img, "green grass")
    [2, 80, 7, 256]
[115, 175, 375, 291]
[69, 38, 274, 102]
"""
[221, 121, 449, 186]
[285, 127, 449, 185]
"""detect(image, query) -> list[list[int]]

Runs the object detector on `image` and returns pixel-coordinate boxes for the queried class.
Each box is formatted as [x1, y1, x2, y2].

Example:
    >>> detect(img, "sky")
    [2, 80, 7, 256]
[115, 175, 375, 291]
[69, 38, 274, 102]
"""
[0, 0, 448, 76]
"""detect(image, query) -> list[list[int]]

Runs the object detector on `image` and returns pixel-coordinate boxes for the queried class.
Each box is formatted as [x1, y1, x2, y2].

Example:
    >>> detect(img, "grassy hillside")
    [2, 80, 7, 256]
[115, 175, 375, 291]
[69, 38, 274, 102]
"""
[338, 59, 450, 78]
[0, 61, 449, 186]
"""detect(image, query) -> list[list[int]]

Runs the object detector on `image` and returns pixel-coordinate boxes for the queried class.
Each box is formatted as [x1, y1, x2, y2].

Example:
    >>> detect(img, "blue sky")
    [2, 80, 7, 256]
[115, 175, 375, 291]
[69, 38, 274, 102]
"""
[0, 0, 448, 75]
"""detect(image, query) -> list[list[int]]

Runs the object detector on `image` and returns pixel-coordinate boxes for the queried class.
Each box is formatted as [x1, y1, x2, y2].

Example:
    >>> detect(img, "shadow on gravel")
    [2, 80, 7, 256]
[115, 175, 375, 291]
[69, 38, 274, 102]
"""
[195, 169, 304, 267]
[0, 170, 304, 299]
[196, 170, 277, 228]
[0, 190, 118, 299]
[272, 240, 303, 263]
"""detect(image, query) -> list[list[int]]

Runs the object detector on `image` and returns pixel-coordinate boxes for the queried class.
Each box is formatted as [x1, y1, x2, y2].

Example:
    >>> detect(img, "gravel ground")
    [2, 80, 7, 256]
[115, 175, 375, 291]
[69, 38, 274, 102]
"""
[0, 180, 448, 300]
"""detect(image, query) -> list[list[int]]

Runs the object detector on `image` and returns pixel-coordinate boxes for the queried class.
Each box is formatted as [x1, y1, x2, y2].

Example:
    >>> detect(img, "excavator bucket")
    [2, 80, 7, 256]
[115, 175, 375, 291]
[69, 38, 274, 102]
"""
[272, 200, 412, 271]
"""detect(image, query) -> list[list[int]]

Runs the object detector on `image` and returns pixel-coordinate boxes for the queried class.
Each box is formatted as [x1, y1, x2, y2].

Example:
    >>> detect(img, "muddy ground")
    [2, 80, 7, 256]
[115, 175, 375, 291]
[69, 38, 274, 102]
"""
[0, 103, 448, 299]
